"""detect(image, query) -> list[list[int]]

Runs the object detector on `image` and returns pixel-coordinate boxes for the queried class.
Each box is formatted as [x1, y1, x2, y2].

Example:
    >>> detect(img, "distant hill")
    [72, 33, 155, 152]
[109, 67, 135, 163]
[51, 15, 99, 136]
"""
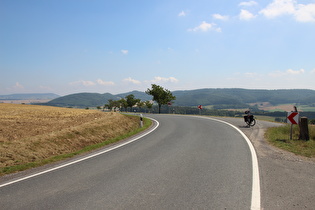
[0, 93, 59, 100]
[172, 88, 315, 106]
[46, 93, 119, 108]
[44, 89, 315, 108]
[116, 90, 151, 101]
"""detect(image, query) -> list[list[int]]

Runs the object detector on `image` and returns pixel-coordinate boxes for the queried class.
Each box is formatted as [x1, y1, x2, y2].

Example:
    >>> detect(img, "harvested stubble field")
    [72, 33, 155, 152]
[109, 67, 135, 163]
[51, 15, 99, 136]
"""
[0, 103, 142, 174]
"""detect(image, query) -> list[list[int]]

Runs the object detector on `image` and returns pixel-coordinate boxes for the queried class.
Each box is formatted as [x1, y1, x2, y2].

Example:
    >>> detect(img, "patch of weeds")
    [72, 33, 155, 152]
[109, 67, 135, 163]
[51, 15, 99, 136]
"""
[265, 124, 315, 158]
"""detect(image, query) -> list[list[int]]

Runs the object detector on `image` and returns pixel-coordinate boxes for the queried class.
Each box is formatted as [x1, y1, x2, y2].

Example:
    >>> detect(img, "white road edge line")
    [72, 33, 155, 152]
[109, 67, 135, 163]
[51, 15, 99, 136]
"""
[195, 116, 261, 210]
[0, 117, 159, 188]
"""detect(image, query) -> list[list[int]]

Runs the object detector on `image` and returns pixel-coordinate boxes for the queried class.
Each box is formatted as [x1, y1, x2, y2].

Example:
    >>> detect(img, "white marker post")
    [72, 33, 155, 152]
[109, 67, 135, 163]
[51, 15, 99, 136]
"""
[140, 114, 143, 128]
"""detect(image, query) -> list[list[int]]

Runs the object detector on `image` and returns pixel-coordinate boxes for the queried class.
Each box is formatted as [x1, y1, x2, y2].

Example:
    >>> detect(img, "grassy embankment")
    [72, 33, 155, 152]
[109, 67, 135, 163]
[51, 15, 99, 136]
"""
[0, 104, 151, 176]
[265, 124, 315, 158]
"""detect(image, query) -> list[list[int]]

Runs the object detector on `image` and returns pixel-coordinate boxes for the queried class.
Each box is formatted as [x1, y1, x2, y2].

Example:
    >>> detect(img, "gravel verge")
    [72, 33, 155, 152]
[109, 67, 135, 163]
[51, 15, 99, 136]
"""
[214, 117, 315, 210]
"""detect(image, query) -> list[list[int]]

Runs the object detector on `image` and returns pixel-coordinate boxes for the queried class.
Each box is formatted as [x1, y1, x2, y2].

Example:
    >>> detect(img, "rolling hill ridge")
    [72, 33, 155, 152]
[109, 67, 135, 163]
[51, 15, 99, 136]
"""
[44, 88, 315, 108]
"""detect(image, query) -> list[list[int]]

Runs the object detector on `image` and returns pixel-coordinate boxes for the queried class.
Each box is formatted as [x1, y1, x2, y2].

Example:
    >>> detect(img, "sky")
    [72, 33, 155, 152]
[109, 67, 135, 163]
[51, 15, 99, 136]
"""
[1, 0, 315, 96]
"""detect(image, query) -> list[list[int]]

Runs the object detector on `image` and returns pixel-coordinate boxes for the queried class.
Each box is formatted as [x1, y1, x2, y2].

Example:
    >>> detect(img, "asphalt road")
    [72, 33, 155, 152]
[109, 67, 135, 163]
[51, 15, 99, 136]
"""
[1, 114, 258, 209]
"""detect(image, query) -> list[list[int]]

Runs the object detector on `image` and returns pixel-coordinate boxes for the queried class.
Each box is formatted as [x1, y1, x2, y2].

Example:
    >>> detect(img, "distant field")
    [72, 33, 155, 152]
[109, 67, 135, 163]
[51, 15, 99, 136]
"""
[249, 102, 294, 112]
[248, 102, 315, 112]
[0, 99, 51, 104]
[298, 105, 315, 112]
[0, 104, 145, 175]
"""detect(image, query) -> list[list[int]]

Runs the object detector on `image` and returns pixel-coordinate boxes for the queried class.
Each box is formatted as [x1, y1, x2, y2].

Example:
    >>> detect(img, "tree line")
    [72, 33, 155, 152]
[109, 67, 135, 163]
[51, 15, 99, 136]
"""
[103, 84, 176, 114]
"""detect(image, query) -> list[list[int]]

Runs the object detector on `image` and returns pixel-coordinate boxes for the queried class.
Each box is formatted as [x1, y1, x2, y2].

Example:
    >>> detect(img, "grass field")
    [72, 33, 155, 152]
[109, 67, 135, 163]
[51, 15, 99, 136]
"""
[265, 124, 315, 158]
[253, 103, 315, 112]
[298, 105, 315, 112]
[0, 104, 151, 175]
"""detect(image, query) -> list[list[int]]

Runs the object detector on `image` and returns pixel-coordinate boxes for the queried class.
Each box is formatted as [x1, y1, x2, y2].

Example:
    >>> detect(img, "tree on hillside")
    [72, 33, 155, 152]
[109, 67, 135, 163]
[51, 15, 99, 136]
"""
[145, 84, 176, 114]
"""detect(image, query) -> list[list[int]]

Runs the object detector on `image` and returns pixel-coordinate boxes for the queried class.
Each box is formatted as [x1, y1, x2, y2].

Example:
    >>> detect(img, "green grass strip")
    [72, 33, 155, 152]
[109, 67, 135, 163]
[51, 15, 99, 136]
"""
[265, 124, 315, 158]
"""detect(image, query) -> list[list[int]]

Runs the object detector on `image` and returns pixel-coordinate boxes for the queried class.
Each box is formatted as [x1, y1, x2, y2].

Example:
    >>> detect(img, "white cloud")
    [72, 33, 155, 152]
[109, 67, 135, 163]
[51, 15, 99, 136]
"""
[212, 14, 229, 21]
[150, 76, 179, 83]
[268, 68, 305, 77]
[259, 0, 315, 22]
[295, 3, 315, 22]
[70, 80, 96, 86]
[97, 79, 115, 86]
[259, 0, 295, 18]
[123, 77, 141, 85]
[239, 9, 256, 20]
[239, 1, 258, 7]
[311, 69, 315, 74]
[188, 21, 221, 32]
[286, 68, 305, 75]
[121, 49, 128, 55]
[14, 82, 24, 89]
[178, 10, 186, 17]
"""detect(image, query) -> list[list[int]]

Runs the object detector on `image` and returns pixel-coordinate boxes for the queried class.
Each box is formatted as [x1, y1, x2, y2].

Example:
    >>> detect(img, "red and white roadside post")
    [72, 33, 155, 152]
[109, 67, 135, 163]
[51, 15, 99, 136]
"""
[287, 106, 299, 140]
[198, 105, 202, 115]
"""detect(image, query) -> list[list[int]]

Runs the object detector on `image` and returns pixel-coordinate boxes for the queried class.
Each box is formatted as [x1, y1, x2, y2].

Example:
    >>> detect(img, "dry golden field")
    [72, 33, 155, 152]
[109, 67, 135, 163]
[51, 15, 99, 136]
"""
[0, 104, 139, 171]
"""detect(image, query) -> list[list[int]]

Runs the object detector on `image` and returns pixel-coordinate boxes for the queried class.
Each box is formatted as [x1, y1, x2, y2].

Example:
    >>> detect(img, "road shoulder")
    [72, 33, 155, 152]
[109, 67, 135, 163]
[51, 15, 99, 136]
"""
[215, 117, 315, 210]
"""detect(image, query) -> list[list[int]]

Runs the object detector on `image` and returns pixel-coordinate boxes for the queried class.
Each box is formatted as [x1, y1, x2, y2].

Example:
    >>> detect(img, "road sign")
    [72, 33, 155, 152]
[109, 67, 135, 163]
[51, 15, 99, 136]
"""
[287, 112, 299, 124]
[198, 105, 202, 109]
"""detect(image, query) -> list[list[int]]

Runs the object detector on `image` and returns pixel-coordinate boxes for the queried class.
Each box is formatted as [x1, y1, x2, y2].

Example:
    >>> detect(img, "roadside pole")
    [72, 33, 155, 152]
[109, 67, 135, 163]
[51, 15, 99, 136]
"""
[140, 114, 143, 128]
[198, 105, 202, 115]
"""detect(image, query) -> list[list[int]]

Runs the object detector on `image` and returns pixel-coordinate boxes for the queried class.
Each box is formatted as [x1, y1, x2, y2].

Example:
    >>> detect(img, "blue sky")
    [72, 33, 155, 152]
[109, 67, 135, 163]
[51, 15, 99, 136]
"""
[1, 0, 315, 95]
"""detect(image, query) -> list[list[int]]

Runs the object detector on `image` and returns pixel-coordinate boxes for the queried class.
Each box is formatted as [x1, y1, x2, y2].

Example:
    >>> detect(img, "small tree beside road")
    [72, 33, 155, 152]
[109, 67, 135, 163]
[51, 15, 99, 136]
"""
[125, 94, 141, 112]
[145, 84, 176, 114]
[104, 94, 141, 112]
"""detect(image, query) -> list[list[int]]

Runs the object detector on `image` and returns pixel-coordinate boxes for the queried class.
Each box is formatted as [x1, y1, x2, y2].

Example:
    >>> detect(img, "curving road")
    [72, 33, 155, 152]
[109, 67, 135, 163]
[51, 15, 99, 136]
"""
[0, 114, 259, 209]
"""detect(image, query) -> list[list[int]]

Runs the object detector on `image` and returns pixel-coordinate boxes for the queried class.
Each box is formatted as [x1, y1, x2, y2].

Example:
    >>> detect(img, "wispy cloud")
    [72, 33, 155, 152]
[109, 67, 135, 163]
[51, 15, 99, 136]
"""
[70, 80, 96, 87]
[268, 68, 305, 77]
[239, 1, 258, 7]
[212, 14, 229, 21]
[188, 21, 221, 32]
[121, 49, 129, 55]
[149, 76, 179, 83]
[123, 77, 141, 85]
[178, 10, 186, 17]
[239, 9, 256, 20]
[97, 79, 115, 86]
[14, 82, 24, 89]
[70, 79, 115, 87]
